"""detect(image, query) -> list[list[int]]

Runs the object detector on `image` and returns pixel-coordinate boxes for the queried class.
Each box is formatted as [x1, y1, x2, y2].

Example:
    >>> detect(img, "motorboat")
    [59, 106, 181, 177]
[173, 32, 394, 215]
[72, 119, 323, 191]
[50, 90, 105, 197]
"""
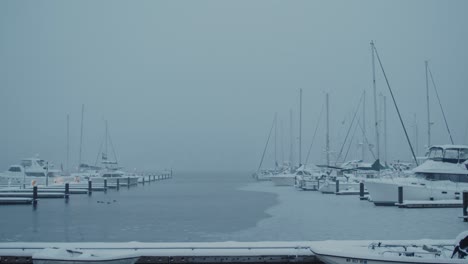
[32, 247, 139, 264]
[312, 231, 468, 264]
[366, 145, 468, 206]
[0, 157, 63, 186]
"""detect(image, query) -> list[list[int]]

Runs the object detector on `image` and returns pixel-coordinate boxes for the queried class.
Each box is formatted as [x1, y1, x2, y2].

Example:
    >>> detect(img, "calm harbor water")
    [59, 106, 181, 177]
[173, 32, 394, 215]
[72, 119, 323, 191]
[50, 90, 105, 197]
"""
[0, 171, 465, 242]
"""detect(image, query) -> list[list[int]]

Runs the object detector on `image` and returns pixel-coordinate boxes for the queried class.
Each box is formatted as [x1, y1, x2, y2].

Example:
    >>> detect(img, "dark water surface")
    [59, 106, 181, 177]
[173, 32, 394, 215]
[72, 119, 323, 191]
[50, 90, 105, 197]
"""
[0, 172, 276, 242]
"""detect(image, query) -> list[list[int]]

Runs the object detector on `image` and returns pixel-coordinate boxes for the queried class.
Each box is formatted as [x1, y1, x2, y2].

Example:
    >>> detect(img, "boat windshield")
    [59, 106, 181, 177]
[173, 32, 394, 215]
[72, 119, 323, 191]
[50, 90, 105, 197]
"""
[428, 148, 443, 160]
[460, 149, 468, 162]
[8, 166, 22, 172]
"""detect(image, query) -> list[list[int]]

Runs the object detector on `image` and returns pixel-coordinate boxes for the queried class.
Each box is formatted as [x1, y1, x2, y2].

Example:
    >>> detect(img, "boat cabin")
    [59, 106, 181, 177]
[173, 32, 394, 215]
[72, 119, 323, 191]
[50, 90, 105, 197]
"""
[427, 145, 468, 164]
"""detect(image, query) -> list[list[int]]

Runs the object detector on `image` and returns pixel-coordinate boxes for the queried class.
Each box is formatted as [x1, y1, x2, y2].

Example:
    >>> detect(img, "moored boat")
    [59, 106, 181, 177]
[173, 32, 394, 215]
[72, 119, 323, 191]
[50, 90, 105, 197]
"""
[312, 231, 468, 264]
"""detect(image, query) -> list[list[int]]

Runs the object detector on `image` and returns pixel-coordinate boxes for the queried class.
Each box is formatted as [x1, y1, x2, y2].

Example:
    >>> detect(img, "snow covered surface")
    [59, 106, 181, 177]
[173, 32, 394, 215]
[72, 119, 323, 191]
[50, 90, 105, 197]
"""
[0, 241, 314, 257]
[310, 239, 463, 263]
[33, 247, 139, 261]
[401, 200, 462, 205]
[413, 160, 468, 175]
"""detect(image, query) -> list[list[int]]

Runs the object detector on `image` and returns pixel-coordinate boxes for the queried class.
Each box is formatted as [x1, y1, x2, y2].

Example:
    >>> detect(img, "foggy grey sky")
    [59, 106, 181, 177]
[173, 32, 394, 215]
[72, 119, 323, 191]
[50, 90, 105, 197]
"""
[1, 0, 467, 172]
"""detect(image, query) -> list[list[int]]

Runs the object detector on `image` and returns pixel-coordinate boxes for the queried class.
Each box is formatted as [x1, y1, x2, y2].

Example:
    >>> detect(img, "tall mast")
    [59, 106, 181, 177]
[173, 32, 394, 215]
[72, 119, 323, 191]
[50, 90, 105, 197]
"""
[67, 114, 70, 172]
[280, 119, 284, 165]
[78, 104, 84, 167]
[289, 109, 294, 167]
[425, 60, 431, 148]
[274, 113, 277, 169]
[299, 88, 302, 166]
[326, 93, 330, 166]
[105, 120, 108, 159]
[362, 90, 366, 161]
[371, 41, 380, 162]
[383, 95, 387, 164]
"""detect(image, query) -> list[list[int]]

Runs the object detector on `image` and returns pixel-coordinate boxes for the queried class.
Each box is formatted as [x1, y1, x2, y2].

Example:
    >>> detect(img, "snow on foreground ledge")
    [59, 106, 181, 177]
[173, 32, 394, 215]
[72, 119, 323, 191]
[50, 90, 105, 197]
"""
[0, 240, 455, 257]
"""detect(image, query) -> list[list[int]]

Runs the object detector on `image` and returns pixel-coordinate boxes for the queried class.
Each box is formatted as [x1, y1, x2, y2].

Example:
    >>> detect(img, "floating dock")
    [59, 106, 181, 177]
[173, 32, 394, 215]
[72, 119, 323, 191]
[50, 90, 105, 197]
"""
[0, 188, 88, 195]
[336, 190, 369, 196]
[0, 197, 33, 205]
[397, 199, 462, 208]
[0, 192, 65, 199]
[0, 241, 320, 264]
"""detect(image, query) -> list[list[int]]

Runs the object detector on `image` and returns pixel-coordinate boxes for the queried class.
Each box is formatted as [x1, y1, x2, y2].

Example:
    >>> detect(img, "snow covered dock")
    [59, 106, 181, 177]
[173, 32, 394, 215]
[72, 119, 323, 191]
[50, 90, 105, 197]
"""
[0, 241, 320, 264]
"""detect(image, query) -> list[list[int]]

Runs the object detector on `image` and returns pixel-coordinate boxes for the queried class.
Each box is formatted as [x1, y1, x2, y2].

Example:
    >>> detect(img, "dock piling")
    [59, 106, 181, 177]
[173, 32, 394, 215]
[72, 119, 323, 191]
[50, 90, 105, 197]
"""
[33, 186, 38, 206]
[65, 183, 70, 199]
[398, 186, 403, 205]
[127, 177, 130, 188]
[104, 179, 107, 192]
[117, 179, 120, 190]
[463, 191, 468, 222]
[359, 182, 364, 200]
[88, 180, 92, 196]
[335, 180, 340, 194]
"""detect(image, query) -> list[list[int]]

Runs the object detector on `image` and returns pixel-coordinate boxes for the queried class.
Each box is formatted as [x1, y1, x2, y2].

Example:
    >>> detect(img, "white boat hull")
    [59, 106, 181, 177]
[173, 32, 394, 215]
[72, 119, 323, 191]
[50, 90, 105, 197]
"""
[366, 179, 466, 206]
[317, 253, 466, 264]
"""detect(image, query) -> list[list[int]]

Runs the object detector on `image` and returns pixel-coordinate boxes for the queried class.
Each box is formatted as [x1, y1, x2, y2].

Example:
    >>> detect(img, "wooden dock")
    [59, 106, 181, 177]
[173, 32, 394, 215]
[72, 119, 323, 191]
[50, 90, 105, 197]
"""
[0, 197, 33, 205]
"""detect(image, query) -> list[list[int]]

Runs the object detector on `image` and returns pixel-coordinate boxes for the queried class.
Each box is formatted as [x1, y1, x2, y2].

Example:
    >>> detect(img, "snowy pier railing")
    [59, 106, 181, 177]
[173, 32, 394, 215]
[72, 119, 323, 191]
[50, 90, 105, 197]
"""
[0, 241, 320, 264]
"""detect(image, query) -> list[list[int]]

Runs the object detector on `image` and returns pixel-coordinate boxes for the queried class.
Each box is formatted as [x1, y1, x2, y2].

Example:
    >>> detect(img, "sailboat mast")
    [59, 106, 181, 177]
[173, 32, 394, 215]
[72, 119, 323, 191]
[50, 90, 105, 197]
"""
[280, 120, 284, 165]
[289, 109, 294, 167]
[371, 41, 380, 162]
[299, 88, 302, 166]
[362, 90, 366, 161]
[105, 120, 108, 159]
[274, 113, 277, 169]
[384, 95, 387, 164]
[425, 60, 431, 148]
[326, 93, 330, 166]
[67, 114, 70, 172]
[78, 104, 84, 167]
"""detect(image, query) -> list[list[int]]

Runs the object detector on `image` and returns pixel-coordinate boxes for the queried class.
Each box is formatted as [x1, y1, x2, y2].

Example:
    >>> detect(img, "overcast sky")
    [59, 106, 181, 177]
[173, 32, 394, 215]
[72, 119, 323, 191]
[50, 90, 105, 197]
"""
[1, 0, 467, 172]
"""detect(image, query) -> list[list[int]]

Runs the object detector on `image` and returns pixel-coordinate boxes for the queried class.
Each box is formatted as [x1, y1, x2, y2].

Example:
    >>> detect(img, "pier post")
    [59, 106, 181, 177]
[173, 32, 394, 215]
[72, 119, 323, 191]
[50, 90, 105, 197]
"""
[398, 186, 403, 205]
[335, 180, 340, 194]
[317, 180, 320, 190]
[33, 186, 38, 206]
[142, 176, 145, 185]
[104, 179, 107, 191]
[88, 180, 92, 195]
[116, 179, 120, 190]
[127, 177, 130, 188]
[359, 182, 364, 200]
[65, 183, 70, 199]
[463, 191, 468, 222]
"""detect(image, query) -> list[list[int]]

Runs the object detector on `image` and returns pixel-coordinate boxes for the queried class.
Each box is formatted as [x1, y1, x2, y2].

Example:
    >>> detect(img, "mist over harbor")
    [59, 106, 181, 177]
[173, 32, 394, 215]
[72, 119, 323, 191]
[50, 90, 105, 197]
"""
[1, 0, 467, 172]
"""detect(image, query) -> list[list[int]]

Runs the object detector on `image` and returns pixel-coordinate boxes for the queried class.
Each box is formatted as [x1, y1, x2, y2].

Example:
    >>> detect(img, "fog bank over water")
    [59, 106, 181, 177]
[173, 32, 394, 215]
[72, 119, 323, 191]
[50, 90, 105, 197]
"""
[1, 1, 467, 171]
